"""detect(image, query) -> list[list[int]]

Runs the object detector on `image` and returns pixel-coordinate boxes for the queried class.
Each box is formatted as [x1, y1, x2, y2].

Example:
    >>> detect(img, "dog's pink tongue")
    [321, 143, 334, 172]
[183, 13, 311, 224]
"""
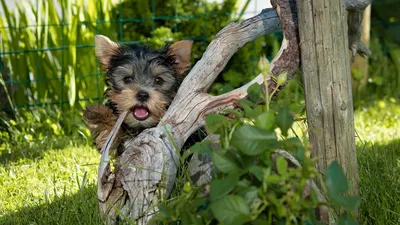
[134, 106, 149, 119]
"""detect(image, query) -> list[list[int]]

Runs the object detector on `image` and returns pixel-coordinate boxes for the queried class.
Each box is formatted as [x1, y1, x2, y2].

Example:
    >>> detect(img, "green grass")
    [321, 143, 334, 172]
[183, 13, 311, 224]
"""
[355, 99, 400, 225]
[0, 137, 102, 225]
[0, 99, 399, 224]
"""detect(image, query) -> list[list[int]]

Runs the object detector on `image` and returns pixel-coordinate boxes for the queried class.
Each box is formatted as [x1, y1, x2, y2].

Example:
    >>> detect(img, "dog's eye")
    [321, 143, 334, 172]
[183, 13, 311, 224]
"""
[123, 76, 134, 84]
[154, 77, 164, 85]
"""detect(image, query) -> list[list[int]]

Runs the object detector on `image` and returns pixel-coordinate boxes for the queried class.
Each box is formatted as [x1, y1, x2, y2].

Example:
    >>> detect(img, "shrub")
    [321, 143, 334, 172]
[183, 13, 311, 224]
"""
[150, 64, 360, 224]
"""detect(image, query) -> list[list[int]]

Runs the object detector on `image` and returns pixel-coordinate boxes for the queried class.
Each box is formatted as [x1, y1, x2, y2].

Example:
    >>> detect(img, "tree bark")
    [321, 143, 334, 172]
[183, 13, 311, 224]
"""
[297, 0, 370, 198]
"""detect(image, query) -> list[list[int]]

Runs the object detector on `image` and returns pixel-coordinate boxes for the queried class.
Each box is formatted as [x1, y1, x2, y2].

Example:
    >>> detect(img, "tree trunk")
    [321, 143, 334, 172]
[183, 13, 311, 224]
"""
[297, 0, 370, 197]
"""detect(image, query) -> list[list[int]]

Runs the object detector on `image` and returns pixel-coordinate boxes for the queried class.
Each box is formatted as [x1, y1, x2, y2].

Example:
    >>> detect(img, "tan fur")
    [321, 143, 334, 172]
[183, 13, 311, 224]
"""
[168, 40, 193, 75]
[106, 87, 169, 128]
[84, 35, 193, 154]
[83, 104, 121, 151]
[108, 88, 140, 113]
[94, 35, 120, 71]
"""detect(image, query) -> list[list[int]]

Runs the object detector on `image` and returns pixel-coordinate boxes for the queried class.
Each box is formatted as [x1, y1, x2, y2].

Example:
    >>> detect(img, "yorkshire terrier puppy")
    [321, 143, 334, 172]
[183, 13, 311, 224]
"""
[83, 35, 192, 154]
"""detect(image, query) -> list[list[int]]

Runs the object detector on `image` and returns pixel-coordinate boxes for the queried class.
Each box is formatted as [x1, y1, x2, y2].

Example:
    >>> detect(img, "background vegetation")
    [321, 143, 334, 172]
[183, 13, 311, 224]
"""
[0, 0, 399, 224]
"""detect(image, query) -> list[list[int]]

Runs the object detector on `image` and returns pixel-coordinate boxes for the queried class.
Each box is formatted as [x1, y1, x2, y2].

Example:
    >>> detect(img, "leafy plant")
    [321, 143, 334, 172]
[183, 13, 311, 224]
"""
[0, 106, 90, 160]
[149, 66, 360, 224]
[0, 0, 116, 109]
[113, 0, 281, 95]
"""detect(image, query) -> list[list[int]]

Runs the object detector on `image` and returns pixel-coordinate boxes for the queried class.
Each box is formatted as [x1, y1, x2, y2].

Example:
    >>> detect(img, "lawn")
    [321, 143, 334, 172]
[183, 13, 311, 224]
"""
[0, 140, 101, 224]
[0, 100, 399, 225]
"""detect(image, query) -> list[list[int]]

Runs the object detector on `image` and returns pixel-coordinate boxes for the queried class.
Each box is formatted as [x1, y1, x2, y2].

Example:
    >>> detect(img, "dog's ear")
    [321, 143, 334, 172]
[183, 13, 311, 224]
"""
[168, 40, 193, 75]
[95, 35, 120, 71]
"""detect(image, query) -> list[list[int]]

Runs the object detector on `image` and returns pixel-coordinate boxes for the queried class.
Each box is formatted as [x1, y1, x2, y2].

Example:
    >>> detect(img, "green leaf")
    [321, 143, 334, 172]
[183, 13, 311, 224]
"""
[210, 174, 239, 201]
[276, 106, 294, 136]
[157, 203, 174, 219]
[249, 166, 264, 182]
[337, 214, 359, 225]
[212, 152, 240, 173]
[252, 219, 271, 225]
[276, 156, 288, 176]
[247, 83, 263, 103]
[67, 66, 76, 107]
[255, 111, 276, 130]
[231, 125, 277, 156]
[276, 204, 287, 218]
[238, 186, 259, 206]
[225, 108, 244, 119]
[238, 99, 255, 116]
[266, 174, 282, 184]
[329, 195, 360, 211]
[206, 114, 228, 135]
[338, 196, 360, 211]
[180, 207, 203, 225]
[236, 179, 251, 189]
[325, 161, 348, 194]
[211, 195, 250, 225]
[282, 138, 304, 152]
[238, 154, 258, 170]
[325, 161, 360, 211]
[183, 140, 214, 160]
[281, 138, 306, 163]
[289, 102, 305, 114]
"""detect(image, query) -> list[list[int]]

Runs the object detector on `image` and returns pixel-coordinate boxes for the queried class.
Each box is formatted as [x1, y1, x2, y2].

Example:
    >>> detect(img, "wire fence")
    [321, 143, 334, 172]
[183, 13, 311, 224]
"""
[0, 0, 276, 112]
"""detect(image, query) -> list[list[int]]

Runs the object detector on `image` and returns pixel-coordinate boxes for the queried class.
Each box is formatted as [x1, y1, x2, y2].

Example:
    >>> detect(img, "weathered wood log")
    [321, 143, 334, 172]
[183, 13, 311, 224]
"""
[297, 0, 370, 200]
[97, 5, 288, 225]
[351, 5, 371, 94]
[346, 0, 372, 61]
[97, 0, 371, 223]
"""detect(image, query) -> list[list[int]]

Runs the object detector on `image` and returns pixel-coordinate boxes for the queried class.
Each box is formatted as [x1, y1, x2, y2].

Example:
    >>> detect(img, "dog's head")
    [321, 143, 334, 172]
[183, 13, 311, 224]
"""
[95, 35, 193, 128]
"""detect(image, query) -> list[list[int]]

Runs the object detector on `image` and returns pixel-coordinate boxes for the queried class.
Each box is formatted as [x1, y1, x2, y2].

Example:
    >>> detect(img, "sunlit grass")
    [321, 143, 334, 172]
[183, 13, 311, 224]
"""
[355, 98, 400, 144]
[0, 138, 101, 224]
[0, 99, 399, 224]
[355, 98, 400, 225]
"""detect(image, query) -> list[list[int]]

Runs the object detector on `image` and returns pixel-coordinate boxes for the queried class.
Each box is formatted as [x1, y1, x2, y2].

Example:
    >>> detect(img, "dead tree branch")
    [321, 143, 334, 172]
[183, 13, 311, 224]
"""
[97, 0, 371, 224]
[98, 6, 284, 225]
[346, 0, 373, 61]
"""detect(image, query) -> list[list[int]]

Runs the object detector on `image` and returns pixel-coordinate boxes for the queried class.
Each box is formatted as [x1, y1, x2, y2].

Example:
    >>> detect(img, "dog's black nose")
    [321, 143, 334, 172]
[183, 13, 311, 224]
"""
[136, 91, 149, 102]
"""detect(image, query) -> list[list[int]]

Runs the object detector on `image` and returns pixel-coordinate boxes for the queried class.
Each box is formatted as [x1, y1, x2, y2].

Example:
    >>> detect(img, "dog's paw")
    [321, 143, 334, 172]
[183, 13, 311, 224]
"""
[83, 104, 115, 123]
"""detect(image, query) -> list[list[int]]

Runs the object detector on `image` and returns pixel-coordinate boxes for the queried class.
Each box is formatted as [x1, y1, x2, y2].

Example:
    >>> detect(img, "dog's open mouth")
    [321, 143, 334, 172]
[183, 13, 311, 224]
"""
[132, 105, 150, 120]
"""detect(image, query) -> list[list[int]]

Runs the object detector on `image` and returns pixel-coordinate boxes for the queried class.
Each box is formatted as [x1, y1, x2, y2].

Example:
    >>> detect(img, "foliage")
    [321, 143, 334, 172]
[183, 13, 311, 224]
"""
[150, 65, 360, 225]
[354, 98, 400, 144]
[352, 36, 400, 106]
[351, 1, 400, 105]
[96, 0, 279, 95]
[0, 0, 117, 110]
[1, 101, 399, 224]
[0, 0, 279, 114]
[0, 105, 91, 159]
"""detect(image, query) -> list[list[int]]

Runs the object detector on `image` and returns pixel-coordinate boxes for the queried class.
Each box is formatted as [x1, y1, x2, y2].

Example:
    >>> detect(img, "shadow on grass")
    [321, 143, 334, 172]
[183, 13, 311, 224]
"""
[357, 139, 400, 225]
[0, 183, 104, 225]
